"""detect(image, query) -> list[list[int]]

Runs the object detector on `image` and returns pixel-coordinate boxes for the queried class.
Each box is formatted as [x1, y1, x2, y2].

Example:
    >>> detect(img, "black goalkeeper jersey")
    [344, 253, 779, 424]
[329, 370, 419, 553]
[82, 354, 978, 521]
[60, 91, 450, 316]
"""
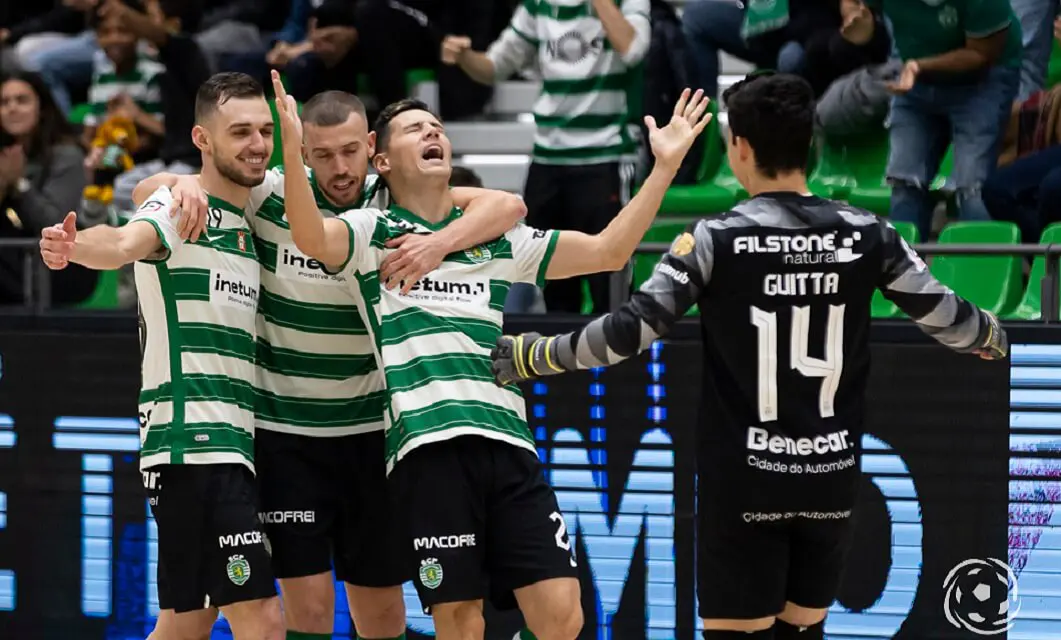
[548, 192, 990, 514]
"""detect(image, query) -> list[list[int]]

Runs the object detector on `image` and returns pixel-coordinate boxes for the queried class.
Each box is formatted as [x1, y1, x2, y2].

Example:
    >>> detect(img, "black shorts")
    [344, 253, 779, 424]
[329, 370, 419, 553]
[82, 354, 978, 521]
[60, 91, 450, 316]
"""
[389, 435, 579, 610]
[696, 502, 855, 620]
[255, 428, 409, 586]
[144, 463, 276, 613]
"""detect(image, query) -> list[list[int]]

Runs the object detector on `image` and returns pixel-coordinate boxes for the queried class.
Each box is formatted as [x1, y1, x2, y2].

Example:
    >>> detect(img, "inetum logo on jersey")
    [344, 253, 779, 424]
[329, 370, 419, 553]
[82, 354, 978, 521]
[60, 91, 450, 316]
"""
[413, 534, 476, 550]
[209, 269, 258, 311]
[734, 231, 863, 265]
[402, 276, 489, 306]
[276, 244, 346, 284]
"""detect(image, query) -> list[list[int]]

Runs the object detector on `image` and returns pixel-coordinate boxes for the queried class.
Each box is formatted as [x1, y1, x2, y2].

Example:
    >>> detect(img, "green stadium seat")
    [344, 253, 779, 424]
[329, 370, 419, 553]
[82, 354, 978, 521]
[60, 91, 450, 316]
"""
[1006, 223, 1061, 320]
[930, 221, 1022, 316]
[68, 103, 92, 126]
[843, 129, 892, 215]
[808, 136, 853, 199]
[77, 269, 120, 309]
[1048, 40, 1061, 89]
[871, 221, 919, 318]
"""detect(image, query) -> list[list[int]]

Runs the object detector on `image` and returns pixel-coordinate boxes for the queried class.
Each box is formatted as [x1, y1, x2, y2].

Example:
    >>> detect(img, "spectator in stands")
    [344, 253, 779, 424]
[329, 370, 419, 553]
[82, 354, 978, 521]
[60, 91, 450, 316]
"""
[245, 0, 317, 82]
[283, 1, 360, 103]
[983, 76, 1061, 241]
[683, 0, 890, 99]
[1012, 0, 1059, 100]
[82, 0, 165, 161]
[0, 70, 95, 305]
[106, 0, 210, 216]
[859, 0, 1022, 241]
[450, 165, 483, 188]
[6, 0, 98, 114]
[442, 0, 650, 314]
[195, 0, 291, 73]
[0, 4, 56, 70]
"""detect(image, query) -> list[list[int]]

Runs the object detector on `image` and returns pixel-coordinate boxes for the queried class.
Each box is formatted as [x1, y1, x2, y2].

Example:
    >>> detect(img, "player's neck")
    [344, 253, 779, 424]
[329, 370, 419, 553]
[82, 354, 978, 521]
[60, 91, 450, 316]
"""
[200, 166, 251, 209]
[744, 171, 810, 198]
[390, 177, 453, 224]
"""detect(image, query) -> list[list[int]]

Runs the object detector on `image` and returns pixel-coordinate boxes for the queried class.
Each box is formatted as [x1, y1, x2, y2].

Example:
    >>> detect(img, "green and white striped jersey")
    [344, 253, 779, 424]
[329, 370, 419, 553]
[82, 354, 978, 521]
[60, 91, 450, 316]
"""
[133, 187, 260, 471]
[337, 206, 559, 473]
[85, 50, 164, 127]
[487, 0, 650, 165]
[245, 167, 390, 437]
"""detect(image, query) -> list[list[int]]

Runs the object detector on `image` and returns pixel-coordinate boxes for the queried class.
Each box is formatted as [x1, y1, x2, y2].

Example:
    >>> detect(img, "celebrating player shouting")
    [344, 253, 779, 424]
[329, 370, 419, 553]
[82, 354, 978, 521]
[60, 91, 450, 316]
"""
[40, 73, 283, 640]
[491, 73, 1009, 640]
[272, 69, 711, 639]
[133, 88, 526, 640]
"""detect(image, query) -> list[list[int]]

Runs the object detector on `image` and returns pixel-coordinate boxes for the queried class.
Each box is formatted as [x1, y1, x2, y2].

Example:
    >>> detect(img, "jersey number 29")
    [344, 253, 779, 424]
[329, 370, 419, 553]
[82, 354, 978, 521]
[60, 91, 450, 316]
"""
[750, 304, 845, 422]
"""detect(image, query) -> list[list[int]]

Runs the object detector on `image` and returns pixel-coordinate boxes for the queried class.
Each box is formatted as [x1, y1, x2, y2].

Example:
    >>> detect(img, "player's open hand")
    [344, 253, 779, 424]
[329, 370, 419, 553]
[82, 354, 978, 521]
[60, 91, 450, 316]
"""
[380, 233, 446, 294]
[270, 70, 302, 152]
[170, 174, 208, 242]
[647, 88, 712, 173]
[973, 311, 1009, 361]
[40, 211, 78, 270]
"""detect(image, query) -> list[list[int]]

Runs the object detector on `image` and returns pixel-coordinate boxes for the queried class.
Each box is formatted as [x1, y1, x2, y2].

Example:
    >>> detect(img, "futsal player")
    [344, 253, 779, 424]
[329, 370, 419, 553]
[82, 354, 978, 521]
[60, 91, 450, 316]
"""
[39, 73, 284, 640]
[490, 73, 1009, 640]
[273, 71, 711, 639]
[132, 88, 527, 640]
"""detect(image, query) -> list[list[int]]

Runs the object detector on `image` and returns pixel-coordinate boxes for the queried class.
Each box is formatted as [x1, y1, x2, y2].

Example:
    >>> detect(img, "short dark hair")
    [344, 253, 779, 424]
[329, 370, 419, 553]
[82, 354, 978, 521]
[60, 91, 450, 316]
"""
[194, 72, 265, 124]
[373, 98, 437, 151]
[449, 166, 483, 188]
[90, 0, 144, 29]
[301, 91, 367, 127]
[722, 72, 814, 178]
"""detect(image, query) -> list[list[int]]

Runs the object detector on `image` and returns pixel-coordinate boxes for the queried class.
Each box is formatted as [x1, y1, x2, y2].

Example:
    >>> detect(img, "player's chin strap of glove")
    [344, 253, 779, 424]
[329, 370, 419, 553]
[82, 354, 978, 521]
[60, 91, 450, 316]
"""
[491, 332, 571, 386]
[967, 310, 1008, 360]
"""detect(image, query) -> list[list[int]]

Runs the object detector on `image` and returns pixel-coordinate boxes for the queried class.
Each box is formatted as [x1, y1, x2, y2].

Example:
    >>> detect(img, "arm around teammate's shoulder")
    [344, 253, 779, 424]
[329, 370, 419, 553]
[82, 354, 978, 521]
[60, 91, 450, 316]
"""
[491, 219, 716, 386]
[877, 219, 1008, 359]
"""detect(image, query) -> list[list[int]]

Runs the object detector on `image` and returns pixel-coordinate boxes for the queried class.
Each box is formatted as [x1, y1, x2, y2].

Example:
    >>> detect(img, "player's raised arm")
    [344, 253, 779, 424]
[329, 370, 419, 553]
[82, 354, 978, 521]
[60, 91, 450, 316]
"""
[491, 220, 715, 386]
[40, 188, 181, 271]
[542, 89, 711, 280]
[878, 219, 1008, 360]
[271, 70, 351, 268]
[380, 187, 527, 292]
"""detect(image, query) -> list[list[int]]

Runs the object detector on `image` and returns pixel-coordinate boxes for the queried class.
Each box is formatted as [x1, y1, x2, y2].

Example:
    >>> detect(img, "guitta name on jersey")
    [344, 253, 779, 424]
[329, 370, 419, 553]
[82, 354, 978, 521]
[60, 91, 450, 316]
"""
[733, 230, 864, 265]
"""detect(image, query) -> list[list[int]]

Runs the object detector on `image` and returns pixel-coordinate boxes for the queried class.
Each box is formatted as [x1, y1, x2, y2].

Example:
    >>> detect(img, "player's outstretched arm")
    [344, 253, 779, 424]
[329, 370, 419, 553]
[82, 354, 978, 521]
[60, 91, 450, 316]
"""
[380, 187, 527, 293]
[271, 70, 350, 268]
[543, 89, 711, 280]
[491, 220, 715, 386]
[878, 220, 1008, 360]
[40, 188, 183, 271]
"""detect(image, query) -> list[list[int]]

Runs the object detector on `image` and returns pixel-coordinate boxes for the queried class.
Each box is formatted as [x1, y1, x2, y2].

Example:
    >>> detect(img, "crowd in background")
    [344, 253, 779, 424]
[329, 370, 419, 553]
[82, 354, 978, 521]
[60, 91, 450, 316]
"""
[0, 0, 1058, 311]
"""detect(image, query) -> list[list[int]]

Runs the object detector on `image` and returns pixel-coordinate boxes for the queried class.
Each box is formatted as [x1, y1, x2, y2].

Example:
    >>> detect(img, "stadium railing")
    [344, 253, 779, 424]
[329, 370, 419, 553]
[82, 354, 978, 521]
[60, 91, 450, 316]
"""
[614, 243, 1061, 322]
[5, 239, 1061, 322]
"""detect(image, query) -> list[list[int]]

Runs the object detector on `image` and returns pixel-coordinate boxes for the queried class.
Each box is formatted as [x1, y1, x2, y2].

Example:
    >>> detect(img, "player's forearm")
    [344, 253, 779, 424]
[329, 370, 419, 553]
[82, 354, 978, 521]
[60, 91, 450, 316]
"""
[132, 173, 182, 207]
[593, 163, 676, 271]
[914, 48, 993, 74]
[283, 148, 347, 266]
[527, 300, 662, 375]
[458, 50, 499, 85]
[438, 189, 526, 252]
[71, 225, 141, 270]
[592, 0, 639, 59]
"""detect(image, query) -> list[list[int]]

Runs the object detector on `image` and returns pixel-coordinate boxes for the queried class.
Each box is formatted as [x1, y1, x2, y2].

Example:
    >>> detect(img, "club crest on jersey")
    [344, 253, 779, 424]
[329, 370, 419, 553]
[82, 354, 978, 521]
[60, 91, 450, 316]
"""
[671, 232, 695, 256]
[237, 231, 247, 252]
[226, 555, 251, 586]
[419, 557, 443, 589]
[465, 244, 492, 263]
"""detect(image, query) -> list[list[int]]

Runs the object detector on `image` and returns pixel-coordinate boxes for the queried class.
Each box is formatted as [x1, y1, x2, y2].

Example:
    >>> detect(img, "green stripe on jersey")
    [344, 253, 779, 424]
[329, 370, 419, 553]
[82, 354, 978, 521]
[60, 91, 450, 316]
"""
[341, 207, 558, 472]
[134, 191, 259, 471]
[247, 172, 388, 437]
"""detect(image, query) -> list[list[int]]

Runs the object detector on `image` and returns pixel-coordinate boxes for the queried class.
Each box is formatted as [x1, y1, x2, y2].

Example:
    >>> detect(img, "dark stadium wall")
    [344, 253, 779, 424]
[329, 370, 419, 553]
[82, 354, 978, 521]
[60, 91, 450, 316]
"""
[0, 318, 1055, 640]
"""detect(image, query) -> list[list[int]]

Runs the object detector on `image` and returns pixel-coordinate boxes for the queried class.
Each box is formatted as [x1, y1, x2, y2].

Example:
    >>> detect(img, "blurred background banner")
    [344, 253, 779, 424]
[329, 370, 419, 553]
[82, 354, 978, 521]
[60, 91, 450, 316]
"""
[1, 317, 1056, 640]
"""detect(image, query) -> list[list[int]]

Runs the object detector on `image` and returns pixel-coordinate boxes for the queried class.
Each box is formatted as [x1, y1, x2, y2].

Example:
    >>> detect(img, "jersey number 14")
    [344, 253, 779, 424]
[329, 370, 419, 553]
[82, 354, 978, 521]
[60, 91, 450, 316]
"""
[750, 305, 845, 422]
